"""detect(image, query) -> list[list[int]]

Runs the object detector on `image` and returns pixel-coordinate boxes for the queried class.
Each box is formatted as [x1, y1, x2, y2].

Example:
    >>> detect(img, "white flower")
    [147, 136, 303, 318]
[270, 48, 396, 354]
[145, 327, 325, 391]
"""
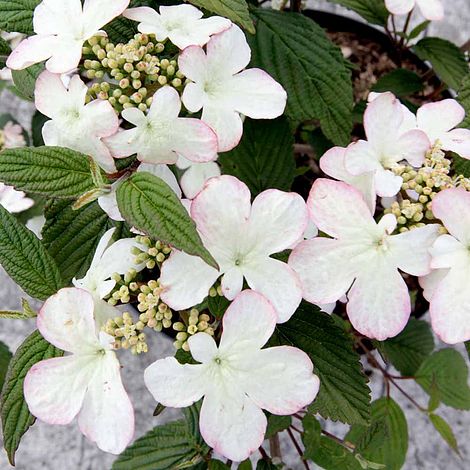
[416, 99, 470, 159]
[34, 70, 119, 173]
[104, 86, 218, 165]
[288, 179, 439, 340]
[160, 175, 308, 322]
[178, 25, 287, 152]
[144, 290, 319, 462]
[2, 121, 27, 148]
[176, 155, 221, 199]
[26, 215, 46, 238]
[123, 4, 231, 50]
[24, 288, 134, 454]
[0, 183, 34, 213]
[6, 0, 130, 73]
[344, 92, 430, 197]
[385, 0, 444, 20]
[73, 228, 146, 300]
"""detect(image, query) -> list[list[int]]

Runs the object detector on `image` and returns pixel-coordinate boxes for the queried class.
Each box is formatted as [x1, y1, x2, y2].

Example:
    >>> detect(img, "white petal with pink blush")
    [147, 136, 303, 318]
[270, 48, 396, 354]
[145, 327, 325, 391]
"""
[288, 179, 439, 340]
[0, 183, 34, 213]
[144, 290, 319, 462]
[385, 0, 444, 20]
[176, 155, 221, 199]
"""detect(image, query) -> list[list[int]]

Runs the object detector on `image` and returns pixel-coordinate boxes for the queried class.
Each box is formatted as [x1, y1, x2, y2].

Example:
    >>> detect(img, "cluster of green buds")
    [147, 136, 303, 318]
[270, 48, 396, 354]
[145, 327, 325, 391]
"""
[132, 236, 172, 270]
[82, 33, 186, 114]
[172, 308, 215, 351]
[104, 311, 149, 355]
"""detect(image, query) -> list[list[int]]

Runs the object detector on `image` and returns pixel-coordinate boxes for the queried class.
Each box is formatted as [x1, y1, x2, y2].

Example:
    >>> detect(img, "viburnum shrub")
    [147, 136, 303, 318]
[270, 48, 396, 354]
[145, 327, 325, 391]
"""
[1, 0, 470, 468]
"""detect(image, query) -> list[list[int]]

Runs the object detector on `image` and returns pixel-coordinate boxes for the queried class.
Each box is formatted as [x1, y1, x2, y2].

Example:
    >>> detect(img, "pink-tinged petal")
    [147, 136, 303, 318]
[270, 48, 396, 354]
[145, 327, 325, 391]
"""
[98, 190, 124, 222]
[187, 333, 219, 363]
[6, 35, 57, 70]
[417, 100, 464, 141]
[289, 238, 358, 304]
[348, 263, 410, 340]
[144, 357, 207, 407]
[34, 70, 69, 119]
[430, 267, 470, 344]
[219, 290, 277, 354]
[24, 355, 94, 425]
[240, 346, 319, 415]
[416, 0, 444, 20]
[148, 86, 181, 121]
[103, 128, 139, 159]
[178, 46, 208, 87]
[440, 128, 470, 158]
[77, 352, 134, 454]
[188, 16, 233, 48]
[201, 104, 243, 152]
[123, 6, 161, 24]
[180, 161, 221, 199]
[199, 387, 266, 462]
[307, 179, 374, 238]
[389, 224, 440, 275]
[82, 100, 119, 138]
[419, 268, 448, 301]
[344, 140, 382, 176]
[33, 0, 83, 36]
[243, 258, 303, 323]
[227, 69, 287, 119]
[122, 107, 147, 126]
[75, 136, 117, 173]
[429, 234, 468, 269]
[160, 251, 220, 310]
[432, 188, 470, 244]
[221, 267, 244, 300]
[385, 0, 415, 15]
[37, 288, 100, 353]
[45, 39, 83, 74]
[82, 0, 131, 38]
[374, 168, 403, 197]
[396, 129, 429, 167]
[181, 82, 206, 113]
[248, 190, 308, 256]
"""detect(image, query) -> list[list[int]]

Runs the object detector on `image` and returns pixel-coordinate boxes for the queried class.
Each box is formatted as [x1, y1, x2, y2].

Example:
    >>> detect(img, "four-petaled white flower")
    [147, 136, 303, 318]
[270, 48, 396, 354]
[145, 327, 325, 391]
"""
[144, 290, 319, 462]
[160, 175, 307, 323]
[344, 92, 430, 197]
[24, 287, 134, 454]
[0, 183, 34, 213]
[178, 25, 287, 152]
[289, 179, 439, 340]
[385, 0, 444, 20]
[176, 155, 221, 199]
[417, 99, 470, 159]
[35, 70, 119, 173]
[104, 86, 218, 165]
[7, 0, 130, 73]
[124, 4, 231, 50]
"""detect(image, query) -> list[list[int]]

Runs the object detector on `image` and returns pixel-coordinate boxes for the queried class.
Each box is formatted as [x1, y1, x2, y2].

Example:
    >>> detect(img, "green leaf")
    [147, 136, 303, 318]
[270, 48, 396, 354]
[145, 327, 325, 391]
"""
[0, 0, 39, 33]
[429, 414, 460, 454]
[248, 8, 353, 146]
[0, 146, 100, 198]
[376, 318, 434, 376]
[11, 63, 44, 101]
[255, 459, 279, 470]
[265, 414, 291, 439]
[31, 111, 48, 146]
[0, 341, 11, 391]
[416, 348, 470, 410]
[0, 298, 37, 320]
[407, 20, 431, 40]
[0, 35, 11, 68]
[0, 330, 63, 465]
[307, 436, 362, 470]
[466, 340, 470, 360]
[238, 460, 253, 470]
[117, 172, 218, 269]
[104, 17, 139, 43]
[219, 117, 295, 196]
[457, 73, 470, 130]
[301, 414, 321, 459]
[209, 460, 231, 469]
[414, 37, 468, 90]
[326, 0, 388, 25]
[0, 204, 63, 300]
[346, 398, 408, 470]
[207, 294, 230, 319]
[187, 0, 254, 34]
[272, 303, 371, 425]
[372, 69, 424, 97]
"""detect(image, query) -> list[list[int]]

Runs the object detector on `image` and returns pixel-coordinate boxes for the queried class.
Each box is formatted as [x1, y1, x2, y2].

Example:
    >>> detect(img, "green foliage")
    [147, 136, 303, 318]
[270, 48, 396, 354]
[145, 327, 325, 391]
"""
[112, 403, 209, 469]
[372, 69, 424, 97]
[248, 8, 353, 146]
[414, 37, 469, 90]
[326, 0, 388, 25]
[11, 63, 44, 101]
[0, 35, 11, 68]
[31, 111, 48, 146]
[0, 298, 37, 320]
[346, 398, 408, 470]
[207, 294, 231, 319]
[301, 414, 321, 458]
[219, 117, 295, 197]
[209, 460, 231, 469]
[457, 73, 470, 130]
[117, 172, 218, 268]
[0, 146, 101, 198]
[376, 318, 434, 376]
[273, 303, 371, 425]
[0, 0, 39, 33]
[0, 204, 63, 300]
[265, 414, 292, 439]
[0, 341, 11, 391]
[0, 331, 63, 465]
[306, 436, 362, 470]
[238, 460, 253, 470]
[187, 0, 254, 34]
[104, 17, 139, 43]
[407, 20, 431, 41]
[416, 349, 470, 410]
[429, 413, 460, 454]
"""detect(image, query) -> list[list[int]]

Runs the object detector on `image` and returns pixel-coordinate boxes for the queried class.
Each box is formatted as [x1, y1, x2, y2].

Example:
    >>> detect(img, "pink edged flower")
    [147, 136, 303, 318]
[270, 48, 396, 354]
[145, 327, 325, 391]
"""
[426, 188, 470, 343]
[104, 86, 218, 165]
[0, 183, 34, 213]
[34, 70, 119, 173]
[176, 155, 221, 199]
[345, 92, 430, 197]
[123, 4, 231, 50]
[178, 25, 287, 152]
[144, 290, 319, 462]
[417, 99, 470, 159]
[160, 175, 308, 323]
[288, 179, 439, 340]
[2, 121, 27, 148]
[385, 0, 444, 20]
[24, 287, 134, 454]
[7, 0, 130, 73]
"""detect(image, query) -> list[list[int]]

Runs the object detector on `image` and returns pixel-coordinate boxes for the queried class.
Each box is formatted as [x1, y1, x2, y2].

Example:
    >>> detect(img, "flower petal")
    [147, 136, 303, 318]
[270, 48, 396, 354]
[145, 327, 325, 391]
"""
[6, 35, 57, 70]
[187, 332, 219, 364]
[221, 267, 244, 300]
[201, 104, 243, 152]
[82, 0, 131, 39]
[394, 129, 429, 167]
[44, 39, 83, 73]
[417, 100, 464, 141]
[385, 0, 415, 15]
[33, 0, 83, 36]
[416, 0, 444, 20]
[180, 161, 221, 199]
[344, 140, 382, 176]
[440, 128, 470, 158]
[429, 234, 469, 269]
[178, 46, 208, 88]
[103, 128, 139, 159]
[419, 268, 448, 301]
[373, 168, 403, 197]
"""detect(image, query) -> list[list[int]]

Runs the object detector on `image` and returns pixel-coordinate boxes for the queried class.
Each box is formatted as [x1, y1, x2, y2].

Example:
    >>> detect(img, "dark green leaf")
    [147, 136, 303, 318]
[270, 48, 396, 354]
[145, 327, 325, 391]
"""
[209, 460, 231, 469]
[0, 0, 39, 34]
[11, 63, 44, 101]
[372, 69, 424, 97]
[238, 460, 253, 470]
[104, 17, 138, 43]
[407, 20, 431, 40]
[429, 413, 460, 454]
[117, 172, 218, 268]
[0, 35, 11, 68]
[207, 294, 230, 319]
[0, 341, 11, 391]
[31, 111, 48, 147]
[248, 8, 353, 145]
[256, 459, 279, 470]
[308, 436, 362, 470]
[326, 0, 388, 25]
[0, 330, 63, 465]
[457, 73, 470, 130]
[301, 414, 321, 459]
[273, 303, 371, 425]
[265, 414, 292, 439]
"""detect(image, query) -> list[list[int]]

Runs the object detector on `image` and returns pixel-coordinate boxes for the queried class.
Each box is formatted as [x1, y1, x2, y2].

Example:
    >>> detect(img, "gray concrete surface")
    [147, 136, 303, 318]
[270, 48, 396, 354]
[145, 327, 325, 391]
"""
[1, 1, 470, 468]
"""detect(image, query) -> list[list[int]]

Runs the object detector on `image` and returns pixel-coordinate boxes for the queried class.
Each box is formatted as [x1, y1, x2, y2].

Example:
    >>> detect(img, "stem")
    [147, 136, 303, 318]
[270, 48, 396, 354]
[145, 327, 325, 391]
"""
[321, 430, 356, 451]
[269, 434, 282, 461]
[291, 0, 302, 13]
[287, 428, 310, 470]
[258, 445, 269, 460]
